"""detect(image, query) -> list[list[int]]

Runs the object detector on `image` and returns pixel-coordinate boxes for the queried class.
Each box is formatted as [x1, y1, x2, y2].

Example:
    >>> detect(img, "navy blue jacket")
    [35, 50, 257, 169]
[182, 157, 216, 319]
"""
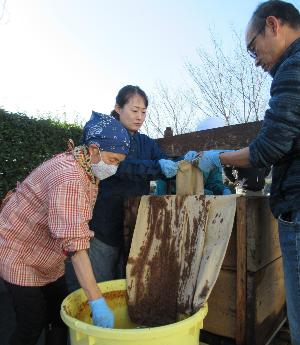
[89, 131, 168, 246]
[249, 38, 300, 218]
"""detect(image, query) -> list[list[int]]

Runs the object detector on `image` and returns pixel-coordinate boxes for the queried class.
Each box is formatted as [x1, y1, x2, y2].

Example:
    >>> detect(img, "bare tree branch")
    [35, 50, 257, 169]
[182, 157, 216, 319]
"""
[145, 28, 271, 138]
[143, 82, 199, 138]
[185, 28, 270, 125]
[0, 0, 7, 21]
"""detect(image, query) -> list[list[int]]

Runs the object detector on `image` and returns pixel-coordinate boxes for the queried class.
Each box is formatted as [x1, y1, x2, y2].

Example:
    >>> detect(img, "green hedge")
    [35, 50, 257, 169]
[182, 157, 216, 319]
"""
[0, 109, 82, 199]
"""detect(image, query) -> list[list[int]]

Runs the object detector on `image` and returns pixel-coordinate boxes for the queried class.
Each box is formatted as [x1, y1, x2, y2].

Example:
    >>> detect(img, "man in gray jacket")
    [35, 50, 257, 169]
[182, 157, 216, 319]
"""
[186, 1, 300, 343]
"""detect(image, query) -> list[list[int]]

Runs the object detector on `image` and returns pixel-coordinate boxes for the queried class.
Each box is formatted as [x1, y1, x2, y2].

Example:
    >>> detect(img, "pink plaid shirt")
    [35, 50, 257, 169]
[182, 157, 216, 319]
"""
[0, 152, 98, 286]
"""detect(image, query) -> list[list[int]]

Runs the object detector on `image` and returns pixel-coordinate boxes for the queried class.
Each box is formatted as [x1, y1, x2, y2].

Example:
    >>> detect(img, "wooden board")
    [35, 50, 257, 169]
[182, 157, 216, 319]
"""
[236, 197, 247, 344]
[246, 197, 281, 272]
[156, 121, 262, 157]
[203, 269, 236, 338]
[222, 218, 237, 269]
[221, 197, 281, 273]
[176, 161, 204, 195]
[247, 257, 286, 344]
[123, 196, 141, 264]
[203, 257, 286, 344]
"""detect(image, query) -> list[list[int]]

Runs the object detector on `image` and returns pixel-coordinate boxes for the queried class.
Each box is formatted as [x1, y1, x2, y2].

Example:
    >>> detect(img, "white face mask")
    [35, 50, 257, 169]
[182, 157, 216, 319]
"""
[91, 151, 118, 180]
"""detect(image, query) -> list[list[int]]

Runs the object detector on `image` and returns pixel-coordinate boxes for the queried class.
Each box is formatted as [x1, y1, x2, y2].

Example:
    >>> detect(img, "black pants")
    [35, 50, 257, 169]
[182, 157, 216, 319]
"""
[5, 276, 68, 345]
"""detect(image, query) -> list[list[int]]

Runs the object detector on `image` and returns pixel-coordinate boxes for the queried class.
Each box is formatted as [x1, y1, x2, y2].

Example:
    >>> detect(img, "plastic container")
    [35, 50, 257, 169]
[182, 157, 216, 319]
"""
[61, 279, 208, 345]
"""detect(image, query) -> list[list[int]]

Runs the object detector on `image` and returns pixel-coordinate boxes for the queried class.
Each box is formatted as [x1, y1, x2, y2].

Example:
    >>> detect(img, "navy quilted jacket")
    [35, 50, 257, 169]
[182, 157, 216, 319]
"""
[89, 131, 167, 246]
[249, 38, 300, 218]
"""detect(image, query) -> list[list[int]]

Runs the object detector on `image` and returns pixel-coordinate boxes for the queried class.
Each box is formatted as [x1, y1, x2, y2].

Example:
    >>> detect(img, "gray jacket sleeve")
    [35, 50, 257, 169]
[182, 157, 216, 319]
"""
[249, 56, 300, 168]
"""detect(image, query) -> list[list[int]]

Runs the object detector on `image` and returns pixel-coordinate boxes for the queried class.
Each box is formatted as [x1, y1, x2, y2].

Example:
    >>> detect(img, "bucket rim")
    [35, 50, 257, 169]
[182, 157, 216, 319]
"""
[61, 279, 208, 339]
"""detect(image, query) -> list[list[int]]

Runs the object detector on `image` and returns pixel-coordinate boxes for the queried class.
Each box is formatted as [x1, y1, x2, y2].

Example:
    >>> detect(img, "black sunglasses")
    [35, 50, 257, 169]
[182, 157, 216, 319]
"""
[247, 23, 265, 59]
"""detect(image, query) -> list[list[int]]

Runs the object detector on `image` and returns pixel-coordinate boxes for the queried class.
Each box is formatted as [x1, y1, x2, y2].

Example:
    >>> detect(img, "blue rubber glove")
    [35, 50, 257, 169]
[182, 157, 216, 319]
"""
[197, 151, 223, 174]
[158, 159, 178, 178]
[222, 187, 232, 195]
[184, 151, 198, 161]
[89, 297, 114, 328]
[198, 150, 235, 174]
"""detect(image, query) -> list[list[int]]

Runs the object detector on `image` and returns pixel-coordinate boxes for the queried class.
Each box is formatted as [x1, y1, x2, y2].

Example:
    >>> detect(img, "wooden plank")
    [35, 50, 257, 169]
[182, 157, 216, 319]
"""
[246, 197, 281, 272]
[204, 260, 286, 344]
[203, 269, 236, 338]
[123, 197, 141, 263]
[236, 197, 247, 345]
[222, 219, 237, 269]
[175, 161, 204, 195]
[222, 197, 280, 272]
[156, 121, 262, 157]
[253, 257, 286, 344]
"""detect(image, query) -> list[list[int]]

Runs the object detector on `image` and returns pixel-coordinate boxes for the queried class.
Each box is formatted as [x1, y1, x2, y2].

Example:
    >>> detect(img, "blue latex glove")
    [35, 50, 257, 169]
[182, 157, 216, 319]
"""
[184, 151, 198, 161]
[89, 297, 114, 328]
[197, 151, 223, 174]
[222, 187, 232, 195]
[198, 150, 235, 174]
[158, 159, 178, 178]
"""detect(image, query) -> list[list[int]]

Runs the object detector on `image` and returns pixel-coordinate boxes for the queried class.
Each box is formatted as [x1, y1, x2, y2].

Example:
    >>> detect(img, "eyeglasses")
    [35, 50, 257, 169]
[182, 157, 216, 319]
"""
[247, 24, 265, 59]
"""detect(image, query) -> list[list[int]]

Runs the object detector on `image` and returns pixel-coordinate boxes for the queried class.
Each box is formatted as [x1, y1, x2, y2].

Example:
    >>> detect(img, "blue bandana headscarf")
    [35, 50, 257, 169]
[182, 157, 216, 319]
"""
[81, 111, 130, 155]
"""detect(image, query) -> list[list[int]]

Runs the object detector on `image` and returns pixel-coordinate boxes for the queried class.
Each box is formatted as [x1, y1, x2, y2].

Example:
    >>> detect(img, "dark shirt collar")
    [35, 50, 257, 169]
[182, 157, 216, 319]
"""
[270, 37, 300, 77]
[127, 130, 139, 138]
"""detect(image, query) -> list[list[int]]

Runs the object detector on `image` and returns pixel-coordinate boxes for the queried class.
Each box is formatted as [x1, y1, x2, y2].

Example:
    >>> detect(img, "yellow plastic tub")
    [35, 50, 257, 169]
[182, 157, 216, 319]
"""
[61, 279, 208, 345]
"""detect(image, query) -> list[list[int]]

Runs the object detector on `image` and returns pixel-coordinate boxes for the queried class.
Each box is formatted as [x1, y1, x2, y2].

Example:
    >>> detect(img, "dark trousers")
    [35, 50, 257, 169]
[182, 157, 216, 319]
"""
[4, 276, 68, 345]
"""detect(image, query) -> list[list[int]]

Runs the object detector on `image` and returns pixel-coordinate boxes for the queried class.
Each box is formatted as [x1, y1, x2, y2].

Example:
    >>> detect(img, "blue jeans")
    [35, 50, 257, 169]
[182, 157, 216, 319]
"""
[65, 237, 125, 293]
[278, 210, 300, 345]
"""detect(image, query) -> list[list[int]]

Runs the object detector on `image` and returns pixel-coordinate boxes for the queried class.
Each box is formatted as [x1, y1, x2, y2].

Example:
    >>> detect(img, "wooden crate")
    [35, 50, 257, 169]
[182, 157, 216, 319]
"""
[203, 258, 285, 343]
[123, 196, 286, 345]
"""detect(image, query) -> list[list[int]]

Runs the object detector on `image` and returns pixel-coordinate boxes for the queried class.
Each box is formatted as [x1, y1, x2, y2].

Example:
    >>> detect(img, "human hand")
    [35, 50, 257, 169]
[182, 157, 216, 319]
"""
[198, 150, 236, 174]
[222, 187, 232, 195]
[158, 159, 178, 178]
[184, 151, 198, 161]
[197, 151, 223, 174]
[89, 297, 114, 328]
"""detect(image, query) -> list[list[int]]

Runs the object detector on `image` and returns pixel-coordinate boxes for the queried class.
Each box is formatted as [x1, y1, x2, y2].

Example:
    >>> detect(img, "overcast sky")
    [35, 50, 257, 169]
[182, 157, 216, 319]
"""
[0, 0, 299, 124]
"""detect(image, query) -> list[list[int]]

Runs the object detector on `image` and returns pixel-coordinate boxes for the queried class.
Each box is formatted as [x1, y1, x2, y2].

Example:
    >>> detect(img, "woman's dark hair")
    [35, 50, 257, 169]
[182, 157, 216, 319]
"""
[111, 85, 148, 119]
[251, 0, 300, 32]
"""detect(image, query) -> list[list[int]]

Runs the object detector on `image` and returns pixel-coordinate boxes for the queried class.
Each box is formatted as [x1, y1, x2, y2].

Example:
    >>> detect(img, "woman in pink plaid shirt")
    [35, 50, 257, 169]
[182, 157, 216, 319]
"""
[0, 112, 130, 345]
